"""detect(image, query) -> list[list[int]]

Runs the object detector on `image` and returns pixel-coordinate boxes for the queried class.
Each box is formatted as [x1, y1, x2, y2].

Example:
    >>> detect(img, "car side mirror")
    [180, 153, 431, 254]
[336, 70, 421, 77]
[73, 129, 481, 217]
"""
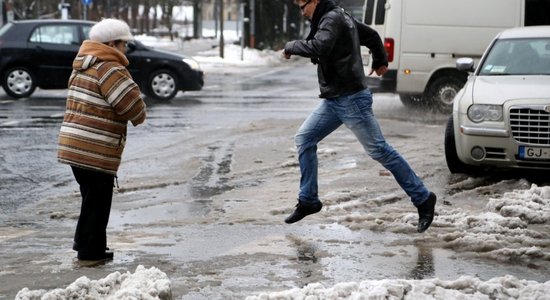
[456, 57, 475, 72]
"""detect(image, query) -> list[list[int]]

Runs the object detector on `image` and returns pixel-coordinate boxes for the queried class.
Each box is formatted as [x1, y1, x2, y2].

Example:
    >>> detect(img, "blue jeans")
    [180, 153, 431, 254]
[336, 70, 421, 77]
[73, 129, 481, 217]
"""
[295, 89, 430, 206]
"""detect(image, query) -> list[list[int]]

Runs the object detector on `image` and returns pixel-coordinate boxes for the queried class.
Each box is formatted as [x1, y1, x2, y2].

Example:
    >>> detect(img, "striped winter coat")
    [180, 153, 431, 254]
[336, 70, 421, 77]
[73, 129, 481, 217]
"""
[58, 40, 146, 175]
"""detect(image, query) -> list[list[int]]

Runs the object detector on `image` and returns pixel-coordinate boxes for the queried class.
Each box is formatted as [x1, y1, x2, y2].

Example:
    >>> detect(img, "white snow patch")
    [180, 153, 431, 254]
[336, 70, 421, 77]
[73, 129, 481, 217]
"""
[15, 265, 171, 300]
[245, 275, 550, 300]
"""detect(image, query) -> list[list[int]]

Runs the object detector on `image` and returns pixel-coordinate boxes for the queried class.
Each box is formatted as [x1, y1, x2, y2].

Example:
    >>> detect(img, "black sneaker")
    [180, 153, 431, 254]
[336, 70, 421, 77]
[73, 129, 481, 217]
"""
[73, 242, 109, 251]
[77, 251, 114, 261]
[416, 192, 437, 233]
[285, 201, 323, 224]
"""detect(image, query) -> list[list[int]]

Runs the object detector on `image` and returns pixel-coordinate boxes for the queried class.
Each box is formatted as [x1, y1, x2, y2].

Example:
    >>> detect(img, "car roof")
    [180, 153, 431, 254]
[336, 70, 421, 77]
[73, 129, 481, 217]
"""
[498, 26, 550, 39]
[10, 19, 95, 26]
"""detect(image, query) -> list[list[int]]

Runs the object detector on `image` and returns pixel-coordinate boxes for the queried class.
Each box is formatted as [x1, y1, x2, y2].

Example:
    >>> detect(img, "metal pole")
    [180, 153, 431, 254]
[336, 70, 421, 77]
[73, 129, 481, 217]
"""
[240, 2, 245, 61]
[249, 0, 255, 48]
[219, 0, 224, 58]
[0, 0, 4, 27]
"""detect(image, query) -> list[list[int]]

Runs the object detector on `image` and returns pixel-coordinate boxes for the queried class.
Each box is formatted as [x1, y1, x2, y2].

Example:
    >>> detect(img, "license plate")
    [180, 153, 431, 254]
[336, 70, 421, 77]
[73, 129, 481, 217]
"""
[519, 146, 550, 160]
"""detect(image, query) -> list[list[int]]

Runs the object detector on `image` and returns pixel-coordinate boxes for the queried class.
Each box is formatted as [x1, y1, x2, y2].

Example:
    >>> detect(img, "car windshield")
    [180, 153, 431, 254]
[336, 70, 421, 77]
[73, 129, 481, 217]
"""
[479, 37, 550, 76]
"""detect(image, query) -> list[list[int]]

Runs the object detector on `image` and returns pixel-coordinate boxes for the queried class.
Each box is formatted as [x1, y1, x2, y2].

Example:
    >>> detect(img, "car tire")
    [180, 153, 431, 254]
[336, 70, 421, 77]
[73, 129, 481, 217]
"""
[399, 94, 427, 108]
[444, 116, 483, 174]
[2, 67, 36, 99]
[426, 75, 466, 114]
[147, 69, 178, 101]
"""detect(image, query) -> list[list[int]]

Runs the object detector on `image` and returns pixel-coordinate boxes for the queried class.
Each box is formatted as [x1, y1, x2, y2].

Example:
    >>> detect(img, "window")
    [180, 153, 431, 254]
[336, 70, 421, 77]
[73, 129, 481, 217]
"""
[82, 25, 92, 40]
[29, 25, 78, 45]
[480, 38, 550, 76]
[374, 0, 386, 25]
[363, 0, 375, 24]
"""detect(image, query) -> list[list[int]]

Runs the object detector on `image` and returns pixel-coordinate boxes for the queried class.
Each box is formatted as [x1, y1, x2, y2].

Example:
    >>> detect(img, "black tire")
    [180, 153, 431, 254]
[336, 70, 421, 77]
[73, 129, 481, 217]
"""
[147, 69, 178, 101]
[399, 94, 427, 108]
[425, 75, 465, 114]
[444, 116, 483, 174]
[2, 67, 36, 98]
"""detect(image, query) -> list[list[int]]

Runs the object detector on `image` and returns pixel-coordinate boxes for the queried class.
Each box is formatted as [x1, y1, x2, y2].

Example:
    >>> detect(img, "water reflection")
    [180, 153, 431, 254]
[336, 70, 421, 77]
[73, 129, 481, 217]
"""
[409, 245, 435, 280]
[288, 235, 324, 286]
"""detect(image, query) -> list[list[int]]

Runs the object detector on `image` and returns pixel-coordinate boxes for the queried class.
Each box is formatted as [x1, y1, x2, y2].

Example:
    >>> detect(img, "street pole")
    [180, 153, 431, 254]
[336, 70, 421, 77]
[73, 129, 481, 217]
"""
[0, 0, 3, 27]
[240, 2, 245, 61]
[249, 0, 255, 48]
[219, 0, 224, 58]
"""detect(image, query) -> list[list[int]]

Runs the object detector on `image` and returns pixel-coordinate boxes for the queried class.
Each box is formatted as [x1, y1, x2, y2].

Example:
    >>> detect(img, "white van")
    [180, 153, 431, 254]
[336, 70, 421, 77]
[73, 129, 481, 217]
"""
[361, 0, 550, 113]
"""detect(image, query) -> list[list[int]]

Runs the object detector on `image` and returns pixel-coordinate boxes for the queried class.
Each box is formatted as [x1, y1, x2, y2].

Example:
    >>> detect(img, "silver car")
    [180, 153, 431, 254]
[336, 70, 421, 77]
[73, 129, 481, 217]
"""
[445, 26, 550, 174]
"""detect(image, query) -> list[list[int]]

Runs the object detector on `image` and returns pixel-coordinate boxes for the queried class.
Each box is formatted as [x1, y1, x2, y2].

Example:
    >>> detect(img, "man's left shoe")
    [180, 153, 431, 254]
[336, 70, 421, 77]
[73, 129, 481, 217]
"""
[416, 192, 437, 233]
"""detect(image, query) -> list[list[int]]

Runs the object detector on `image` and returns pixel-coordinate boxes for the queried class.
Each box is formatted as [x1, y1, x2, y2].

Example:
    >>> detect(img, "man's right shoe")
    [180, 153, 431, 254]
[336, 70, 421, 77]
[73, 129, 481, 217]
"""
[285, 201, 323, 224]
[77, 251, 114, 261]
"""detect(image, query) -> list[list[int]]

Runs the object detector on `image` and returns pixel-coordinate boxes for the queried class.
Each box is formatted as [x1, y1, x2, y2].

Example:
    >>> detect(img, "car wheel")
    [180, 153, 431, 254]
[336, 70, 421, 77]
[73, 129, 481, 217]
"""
[426, 75, 465, 114]
[147, 69, 178, 100]
[2, 67, 36, 98]
[399, 94, 427, 108]
[444, 116, 483, 174]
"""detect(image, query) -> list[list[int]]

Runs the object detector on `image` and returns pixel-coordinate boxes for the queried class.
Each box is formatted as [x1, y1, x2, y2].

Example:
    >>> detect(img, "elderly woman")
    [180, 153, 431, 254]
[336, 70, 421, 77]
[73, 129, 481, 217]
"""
[58, 18, 146, 261]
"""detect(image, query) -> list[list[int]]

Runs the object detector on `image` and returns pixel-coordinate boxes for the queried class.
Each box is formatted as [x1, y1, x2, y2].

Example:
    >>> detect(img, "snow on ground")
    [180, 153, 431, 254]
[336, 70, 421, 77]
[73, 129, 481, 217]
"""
[14, 36, 549, 299]
[15, 184, 550, 299]
[135, 32, 287, 71]
[246, 275, 550, 300]
[15, 265, 171, 300]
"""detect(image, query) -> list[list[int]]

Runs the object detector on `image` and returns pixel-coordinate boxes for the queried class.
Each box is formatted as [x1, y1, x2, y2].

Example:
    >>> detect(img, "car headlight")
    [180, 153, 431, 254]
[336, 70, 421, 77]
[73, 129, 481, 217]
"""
[467, 104, 503, 123]
[182, 58, 200, 71]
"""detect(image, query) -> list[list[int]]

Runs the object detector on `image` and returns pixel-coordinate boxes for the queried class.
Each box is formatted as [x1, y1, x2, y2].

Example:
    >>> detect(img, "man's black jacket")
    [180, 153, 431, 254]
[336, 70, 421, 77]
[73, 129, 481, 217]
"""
[284, 7, 388, 99]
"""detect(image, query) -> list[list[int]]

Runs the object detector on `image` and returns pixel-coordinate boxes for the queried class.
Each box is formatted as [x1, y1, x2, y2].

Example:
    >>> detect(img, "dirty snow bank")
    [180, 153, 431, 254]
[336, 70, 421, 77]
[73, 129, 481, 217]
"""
[435, 183, 550, 263]
[15, 265, 171, 300]
[331, 182, 550, 264]
[244, 184, 550, 299]
[245, 275, 550, 300]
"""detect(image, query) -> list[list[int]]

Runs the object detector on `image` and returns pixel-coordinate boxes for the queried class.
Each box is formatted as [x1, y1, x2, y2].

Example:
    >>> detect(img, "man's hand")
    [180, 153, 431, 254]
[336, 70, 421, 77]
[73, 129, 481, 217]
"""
[282, 49, 291, 59]
[369, 65, 388, 76]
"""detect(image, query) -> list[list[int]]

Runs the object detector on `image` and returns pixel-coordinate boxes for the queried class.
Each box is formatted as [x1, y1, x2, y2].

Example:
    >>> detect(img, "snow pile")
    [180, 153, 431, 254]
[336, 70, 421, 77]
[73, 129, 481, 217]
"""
[486, 184, 550, 225]
[15, 265, 171, 300]
[435, 184, 550, 262]
[193, 44, 285, 67]
[246, 275, 550, 300]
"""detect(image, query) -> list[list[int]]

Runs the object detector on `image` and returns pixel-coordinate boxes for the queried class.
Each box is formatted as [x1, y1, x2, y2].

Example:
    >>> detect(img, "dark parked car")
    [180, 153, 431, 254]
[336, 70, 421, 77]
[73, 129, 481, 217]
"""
[0, 19, 204, 100]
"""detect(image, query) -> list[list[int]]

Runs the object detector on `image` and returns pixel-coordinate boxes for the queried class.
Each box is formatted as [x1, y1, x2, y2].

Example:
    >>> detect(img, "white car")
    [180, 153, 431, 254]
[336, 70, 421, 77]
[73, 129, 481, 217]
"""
[445, 26, 550, 174]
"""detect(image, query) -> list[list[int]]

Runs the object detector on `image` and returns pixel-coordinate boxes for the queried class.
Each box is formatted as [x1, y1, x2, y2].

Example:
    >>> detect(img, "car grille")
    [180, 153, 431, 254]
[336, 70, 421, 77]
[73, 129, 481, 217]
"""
[510, 107, 550, 145]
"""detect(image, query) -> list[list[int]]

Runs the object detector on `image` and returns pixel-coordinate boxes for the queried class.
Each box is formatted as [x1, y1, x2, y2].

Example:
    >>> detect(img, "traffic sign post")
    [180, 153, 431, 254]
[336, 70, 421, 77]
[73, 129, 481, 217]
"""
[81, 0, 92, 20]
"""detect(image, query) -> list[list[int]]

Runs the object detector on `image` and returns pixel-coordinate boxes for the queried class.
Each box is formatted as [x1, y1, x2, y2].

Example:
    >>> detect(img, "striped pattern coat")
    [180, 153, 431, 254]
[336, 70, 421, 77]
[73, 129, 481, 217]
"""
[58, 40, 146, 175]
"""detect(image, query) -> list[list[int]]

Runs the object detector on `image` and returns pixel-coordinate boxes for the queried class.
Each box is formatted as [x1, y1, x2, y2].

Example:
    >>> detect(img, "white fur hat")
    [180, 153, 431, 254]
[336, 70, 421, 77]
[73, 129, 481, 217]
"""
[89, 18, 134, 43]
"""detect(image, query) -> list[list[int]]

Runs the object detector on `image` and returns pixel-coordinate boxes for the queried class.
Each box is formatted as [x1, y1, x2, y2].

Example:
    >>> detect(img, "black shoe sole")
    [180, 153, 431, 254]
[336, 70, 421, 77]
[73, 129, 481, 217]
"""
[77, 251, 114, 261]
[285, 202, 322, 224]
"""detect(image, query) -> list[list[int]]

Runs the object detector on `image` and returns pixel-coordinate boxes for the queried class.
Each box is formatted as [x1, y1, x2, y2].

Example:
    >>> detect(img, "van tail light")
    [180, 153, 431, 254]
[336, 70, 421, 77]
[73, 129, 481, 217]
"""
[384, 38, 394, 62]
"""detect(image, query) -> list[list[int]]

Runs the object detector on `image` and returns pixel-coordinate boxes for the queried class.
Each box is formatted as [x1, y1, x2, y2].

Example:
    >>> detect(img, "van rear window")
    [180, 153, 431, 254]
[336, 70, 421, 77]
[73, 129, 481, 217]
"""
[374, 0, 386, 24]
[363, 0, 385, 25]
[363, 0, 375, 24]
